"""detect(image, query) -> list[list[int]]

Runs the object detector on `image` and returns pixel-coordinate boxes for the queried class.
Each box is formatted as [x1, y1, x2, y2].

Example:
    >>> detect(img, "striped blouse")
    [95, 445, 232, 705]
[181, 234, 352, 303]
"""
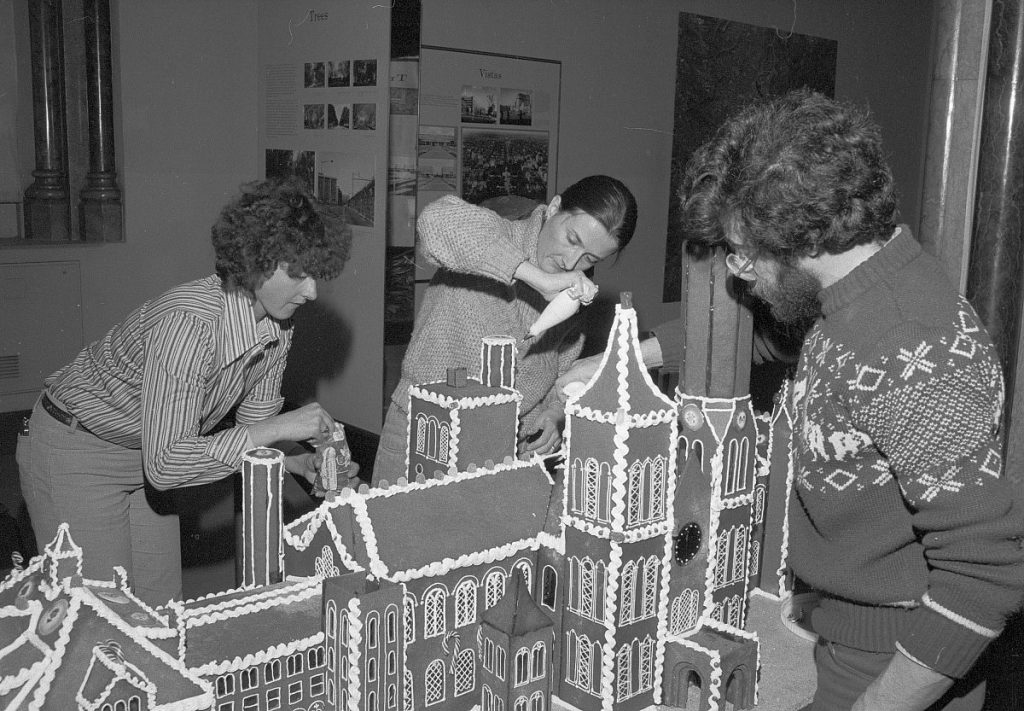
[46, 275, 292, 490]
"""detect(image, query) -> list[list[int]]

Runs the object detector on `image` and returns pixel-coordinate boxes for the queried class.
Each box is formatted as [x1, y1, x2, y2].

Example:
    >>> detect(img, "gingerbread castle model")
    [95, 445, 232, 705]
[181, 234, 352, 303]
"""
[2, 264, 799, 711]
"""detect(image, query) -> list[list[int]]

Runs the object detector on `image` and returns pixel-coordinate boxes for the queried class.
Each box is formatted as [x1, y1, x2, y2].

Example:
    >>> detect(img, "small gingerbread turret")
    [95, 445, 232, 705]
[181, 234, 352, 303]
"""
[240, 447, 284, 588]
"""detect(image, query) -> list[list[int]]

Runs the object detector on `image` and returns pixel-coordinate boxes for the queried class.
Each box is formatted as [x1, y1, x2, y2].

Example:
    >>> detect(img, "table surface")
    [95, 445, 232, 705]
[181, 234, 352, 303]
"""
[746, 591, 817, 710]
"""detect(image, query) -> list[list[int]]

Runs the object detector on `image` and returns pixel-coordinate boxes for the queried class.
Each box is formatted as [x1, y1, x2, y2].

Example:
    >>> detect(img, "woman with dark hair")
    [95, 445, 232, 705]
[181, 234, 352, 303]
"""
[373, 175, 638, 480]
[16, 177, 352, 606]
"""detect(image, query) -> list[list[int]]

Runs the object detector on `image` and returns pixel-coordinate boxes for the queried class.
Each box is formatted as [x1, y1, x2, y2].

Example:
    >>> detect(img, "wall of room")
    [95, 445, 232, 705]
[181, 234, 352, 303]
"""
[421, 0, 937, 333]
[0, 0, 259, 411]
[0, 0, 937, 416]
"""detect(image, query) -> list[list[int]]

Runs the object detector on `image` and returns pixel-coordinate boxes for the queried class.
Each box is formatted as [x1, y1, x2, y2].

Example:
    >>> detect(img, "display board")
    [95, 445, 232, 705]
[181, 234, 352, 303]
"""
[414, 45, 561, 296]
[257, 1, 390, 433]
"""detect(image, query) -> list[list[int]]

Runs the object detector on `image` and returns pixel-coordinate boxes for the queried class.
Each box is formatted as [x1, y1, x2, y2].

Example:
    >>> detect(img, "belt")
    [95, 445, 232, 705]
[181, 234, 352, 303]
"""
[41, 393, 95, 437]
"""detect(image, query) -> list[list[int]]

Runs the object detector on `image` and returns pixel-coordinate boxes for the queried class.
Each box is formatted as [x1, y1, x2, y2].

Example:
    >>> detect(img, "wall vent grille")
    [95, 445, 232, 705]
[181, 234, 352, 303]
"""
[0, 355, 19, 380]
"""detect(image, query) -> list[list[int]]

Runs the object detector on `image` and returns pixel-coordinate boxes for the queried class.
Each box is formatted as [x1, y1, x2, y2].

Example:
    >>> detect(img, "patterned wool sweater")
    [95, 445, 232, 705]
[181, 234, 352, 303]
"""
[393, 195, 584, 431]
[789, 227, 1024, 678]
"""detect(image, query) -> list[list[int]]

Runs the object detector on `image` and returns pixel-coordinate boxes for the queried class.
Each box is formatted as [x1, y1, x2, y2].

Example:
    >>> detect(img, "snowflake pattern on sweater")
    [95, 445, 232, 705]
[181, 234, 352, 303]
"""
[793, 299, 1004, 503]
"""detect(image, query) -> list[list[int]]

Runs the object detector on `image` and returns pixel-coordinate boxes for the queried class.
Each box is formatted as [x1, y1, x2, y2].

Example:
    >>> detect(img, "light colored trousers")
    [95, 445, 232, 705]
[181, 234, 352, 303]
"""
[811, 637, 986, 711]
[16, 395, 181, 607]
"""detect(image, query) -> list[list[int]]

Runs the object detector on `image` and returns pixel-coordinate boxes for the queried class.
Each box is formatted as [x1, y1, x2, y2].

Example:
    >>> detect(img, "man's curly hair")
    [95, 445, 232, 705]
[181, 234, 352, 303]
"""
[679, 89, 898, 263]
[212, 177, 351, 293]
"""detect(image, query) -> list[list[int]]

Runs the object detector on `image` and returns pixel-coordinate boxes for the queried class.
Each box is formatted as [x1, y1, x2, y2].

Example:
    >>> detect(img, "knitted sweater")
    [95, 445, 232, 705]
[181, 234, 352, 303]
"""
[789, 227, 1024, 678]
[393, 195, 584, 431]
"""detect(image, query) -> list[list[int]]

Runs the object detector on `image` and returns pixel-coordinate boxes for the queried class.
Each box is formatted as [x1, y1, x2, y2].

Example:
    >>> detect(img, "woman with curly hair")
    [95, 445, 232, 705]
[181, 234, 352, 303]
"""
[16, 177, 351, 606]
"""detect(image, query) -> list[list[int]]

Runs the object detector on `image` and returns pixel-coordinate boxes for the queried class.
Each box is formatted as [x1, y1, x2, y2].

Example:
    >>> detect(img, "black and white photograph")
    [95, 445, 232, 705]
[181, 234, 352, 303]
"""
[416, 125, 457, 192]
[316, 151, 375, 227]
[353, 59, 378, 87]
[499, 88, 533, 126]
[352, 102, 376, 131]
[327, 103, 350, 130]
[264, 148, 315, 193]
[303, 61, 325, 88]
[302, 103, 325, 129]
[327, 60, 350, 88]
[460, 128, 548, 205]
[6, 4, 1022, 711]
[460, 85, 497, 124]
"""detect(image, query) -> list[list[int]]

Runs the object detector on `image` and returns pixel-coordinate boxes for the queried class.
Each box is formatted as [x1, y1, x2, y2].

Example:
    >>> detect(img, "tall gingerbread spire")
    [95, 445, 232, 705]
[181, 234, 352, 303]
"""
[559, 292, 678, 710]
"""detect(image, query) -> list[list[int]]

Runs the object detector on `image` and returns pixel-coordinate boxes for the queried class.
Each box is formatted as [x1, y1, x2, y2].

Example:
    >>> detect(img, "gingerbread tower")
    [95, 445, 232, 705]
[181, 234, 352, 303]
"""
[240, 447, 284, 587]
[405, 335, 522, 479]
[558, 292, 679, 710]
[662, 249, 760, 710]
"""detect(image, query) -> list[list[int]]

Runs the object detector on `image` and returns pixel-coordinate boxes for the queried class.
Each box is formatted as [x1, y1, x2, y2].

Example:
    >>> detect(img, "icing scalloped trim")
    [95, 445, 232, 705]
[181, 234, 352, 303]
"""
[560, 514, 671, 543]
[190, 633, 325, 677]
[409, 382, 521, 410]
[345, 597, 364, 711]
[565, 405, 676, 427]
[350, 496, 388, 579]
[179, 578, 322, 628]
[387, 537, 543, 583]
[600, 540, 624, 711]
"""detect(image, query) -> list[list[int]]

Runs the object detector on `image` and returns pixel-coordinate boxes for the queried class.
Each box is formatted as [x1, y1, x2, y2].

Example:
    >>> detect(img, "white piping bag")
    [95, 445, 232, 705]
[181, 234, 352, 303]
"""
[527, 286, 589, 339]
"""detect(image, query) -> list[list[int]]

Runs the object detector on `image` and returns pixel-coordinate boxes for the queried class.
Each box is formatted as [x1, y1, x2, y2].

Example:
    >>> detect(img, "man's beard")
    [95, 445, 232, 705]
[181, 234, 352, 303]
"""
[752, 262, 823, 324]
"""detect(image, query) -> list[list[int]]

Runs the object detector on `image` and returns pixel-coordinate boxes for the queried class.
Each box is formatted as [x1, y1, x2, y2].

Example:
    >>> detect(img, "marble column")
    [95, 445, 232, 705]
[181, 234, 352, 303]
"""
[918, 0, 992, 289]
[79, 0, 122, 242]
[967, 0, 1024, 459]
[23, 0, 70, 241]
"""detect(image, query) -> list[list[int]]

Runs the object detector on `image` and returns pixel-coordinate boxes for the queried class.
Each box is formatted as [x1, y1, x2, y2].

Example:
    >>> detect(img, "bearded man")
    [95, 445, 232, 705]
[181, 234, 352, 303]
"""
[677, 89, 1024, 711]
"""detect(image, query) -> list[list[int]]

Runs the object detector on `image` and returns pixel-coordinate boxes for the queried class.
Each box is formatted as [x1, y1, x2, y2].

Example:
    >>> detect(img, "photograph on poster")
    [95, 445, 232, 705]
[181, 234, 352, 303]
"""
[328, 60, 351, 87]
[416, 125, 457, 192]
[304, 62, 325, 88]
[390, 156, 417, 197]
[460, 86, 497, 124]
[353, 103, 377, 130]
[353, 59, 378, 87]
[328, 104, 351, 129]
[499, 89, 533, 126]
[303, 104, 325, 130]
[265, 148, 316, 193]
[390, 86, 418, 115]
[461, 128, 548, 205]
[316, 151, 376, 227]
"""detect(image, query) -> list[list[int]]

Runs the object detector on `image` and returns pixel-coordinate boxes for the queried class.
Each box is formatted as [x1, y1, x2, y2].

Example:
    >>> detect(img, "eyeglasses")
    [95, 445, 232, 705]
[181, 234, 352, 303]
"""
[725, 250, 757, 277]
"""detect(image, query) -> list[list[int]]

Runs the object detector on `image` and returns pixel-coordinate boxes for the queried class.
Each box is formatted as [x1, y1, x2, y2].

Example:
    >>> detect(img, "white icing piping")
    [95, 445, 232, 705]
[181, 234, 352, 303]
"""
[408, 383, 520, 410]
[387, 537, 543, 583]
[189, 632, 325, 677]
[179, 578, 321, 625]
[345, 597, 363, 711]
[449, 407, 462, 473]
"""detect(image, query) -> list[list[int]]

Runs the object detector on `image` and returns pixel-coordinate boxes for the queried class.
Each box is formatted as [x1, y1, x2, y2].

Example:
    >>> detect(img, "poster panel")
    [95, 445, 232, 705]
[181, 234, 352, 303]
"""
[258, 1, 390, 433]
[415, 45, 561, 291]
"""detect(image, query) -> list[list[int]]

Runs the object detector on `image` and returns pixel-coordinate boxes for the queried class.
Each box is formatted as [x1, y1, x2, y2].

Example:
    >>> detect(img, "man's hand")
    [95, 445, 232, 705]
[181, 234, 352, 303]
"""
[518, 407, 565, 456]
[852, 650, 953, 711]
